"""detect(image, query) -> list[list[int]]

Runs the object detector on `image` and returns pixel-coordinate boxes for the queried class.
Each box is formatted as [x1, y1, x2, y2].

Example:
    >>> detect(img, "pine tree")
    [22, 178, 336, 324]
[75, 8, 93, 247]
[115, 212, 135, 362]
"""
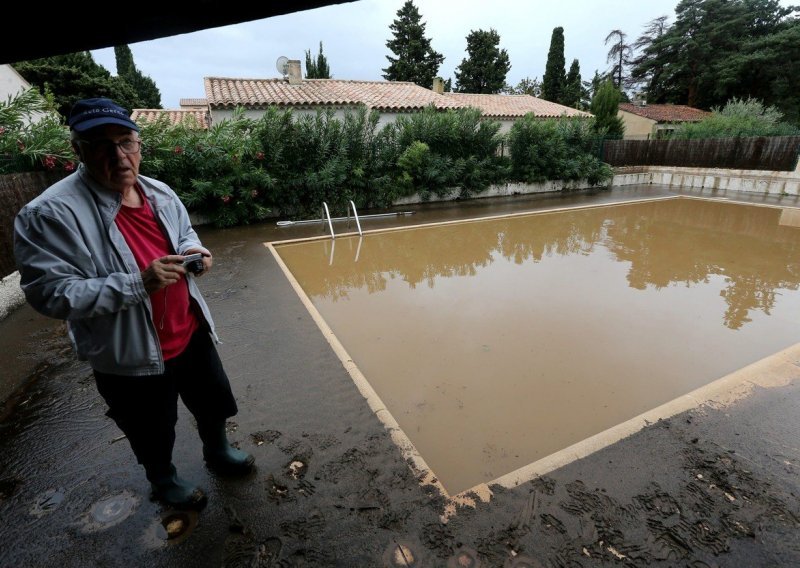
[305, 42, 332, 79]
[541, 27, 566, 104]
[113, 45, 161, 108]
[604, 30, 632, 90]
[453, 29, 511, 93]
[382, 0, 444, 88]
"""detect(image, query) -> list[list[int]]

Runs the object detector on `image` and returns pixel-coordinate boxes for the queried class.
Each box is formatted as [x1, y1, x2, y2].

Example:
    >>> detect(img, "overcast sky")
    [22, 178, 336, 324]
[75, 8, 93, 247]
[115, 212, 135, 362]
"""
[92, 0, 684, 109]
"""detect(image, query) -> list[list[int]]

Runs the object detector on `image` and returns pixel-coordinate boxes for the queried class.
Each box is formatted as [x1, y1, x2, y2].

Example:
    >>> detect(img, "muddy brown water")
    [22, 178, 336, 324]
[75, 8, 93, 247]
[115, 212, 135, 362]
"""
[274, 197, 800, 494]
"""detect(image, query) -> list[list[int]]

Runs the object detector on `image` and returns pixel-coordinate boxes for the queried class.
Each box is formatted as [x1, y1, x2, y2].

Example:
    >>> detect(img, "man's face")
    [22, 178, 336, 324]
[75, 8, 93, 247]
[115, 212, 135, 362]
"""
[72, 125, 141, 193]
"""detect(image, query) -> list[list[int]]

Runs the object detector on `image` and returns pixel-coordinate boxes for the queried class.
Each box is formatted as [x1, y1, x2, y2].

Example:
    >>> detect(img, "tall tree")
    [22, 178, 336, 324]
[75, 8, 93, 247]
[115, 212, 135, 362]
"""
[382, 0, 444, 88]
[562, 59, 583, 108]
[454, 28, 511, 93]
[14, 52, 143, 119]
[305, 42, 332, 79]
[114, 45, 161, 108]
[629, 16, 670, 99]
[541, 27, 566, 103]
[604, 30, 632, 90]
[630, 0, 798, 117]
[590, 80, 625, 138]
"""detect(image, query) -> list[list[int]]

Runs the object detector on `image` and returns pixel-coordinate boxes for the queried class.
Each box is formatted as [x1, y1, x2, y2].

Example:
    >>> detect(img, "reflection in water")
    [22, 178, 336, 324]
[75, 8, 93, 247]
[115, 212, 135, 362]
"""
[276, 199, 800, 494]
[285, 199, 800, 330]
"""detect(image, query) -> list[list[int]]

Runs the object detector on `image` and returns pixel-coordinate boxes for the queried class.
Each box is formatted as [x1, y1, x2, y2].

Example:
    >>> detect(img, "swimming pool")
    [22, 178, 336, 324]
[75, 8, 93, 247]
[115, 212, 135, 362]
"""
[269, 196, 800, 495]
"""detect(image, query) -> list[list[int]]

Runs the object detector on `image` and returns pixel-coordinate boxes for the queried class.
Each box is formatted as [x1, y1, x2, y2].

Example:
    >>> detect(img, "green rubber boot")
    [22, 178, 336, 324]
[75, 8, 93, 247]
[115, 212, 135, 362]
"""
[198, 420, 255, 476]
[144, 463, 207, 510]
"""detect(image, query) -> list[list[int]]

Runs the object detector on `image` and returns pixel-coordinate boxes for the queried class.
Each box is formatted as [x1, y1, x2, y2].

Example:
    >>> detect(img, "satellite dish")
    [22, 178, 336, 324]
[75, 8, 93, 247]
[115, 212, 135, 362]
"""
[276, 56, 289, 77]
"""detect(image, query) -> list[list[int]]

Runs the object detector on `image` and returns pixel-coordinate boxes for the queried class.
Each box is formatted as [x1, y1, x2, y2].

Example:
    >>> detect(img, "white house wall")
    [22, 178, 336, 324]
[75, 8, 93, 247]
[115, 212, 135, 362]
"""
[210, 106, 519, 134]
[0, 64, 45, 125]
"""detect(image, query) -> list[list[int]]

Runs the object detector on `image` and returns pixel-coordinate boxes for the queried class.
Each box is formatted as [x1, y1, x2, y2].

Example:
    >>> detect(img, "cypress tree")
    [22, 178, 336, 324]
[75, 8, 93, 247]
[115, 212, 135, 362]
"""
[563, 59, 583, 108]
[113, 45, 161, 108]
[305, 42, 332, 79]
[541, 27, 566, 103]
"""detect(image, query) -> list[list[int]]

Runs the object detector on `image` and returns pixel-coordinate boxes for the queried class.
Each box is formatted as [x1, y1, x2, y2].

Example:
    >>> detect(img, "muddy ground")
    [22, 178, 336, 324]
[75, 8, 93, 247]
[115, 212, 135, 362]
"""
[1, 185, 799, 567]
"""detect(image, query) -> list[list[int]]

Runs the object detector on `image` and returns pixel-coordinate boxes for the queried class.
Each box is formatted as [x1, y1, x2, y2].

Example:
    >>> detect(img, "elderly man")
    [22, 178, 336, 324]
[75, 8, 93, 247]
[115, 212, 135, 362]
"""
[13, 98, 253, 510]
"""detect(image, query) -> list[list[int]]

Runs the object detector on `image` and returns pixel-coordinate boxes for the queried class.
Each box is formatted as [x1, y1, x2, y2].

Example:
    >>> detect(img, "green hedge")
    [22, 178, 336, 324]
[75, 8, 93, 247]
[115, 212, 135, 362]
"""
[1, 89, 613, 228]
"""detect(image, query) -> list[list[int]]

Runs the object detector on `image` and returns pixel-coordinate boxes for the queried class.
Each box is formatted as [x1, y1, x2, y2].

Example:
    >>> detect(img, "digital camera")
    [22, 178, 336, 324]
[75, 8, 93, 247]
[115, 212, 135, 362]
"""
[182, 253, 204, 275]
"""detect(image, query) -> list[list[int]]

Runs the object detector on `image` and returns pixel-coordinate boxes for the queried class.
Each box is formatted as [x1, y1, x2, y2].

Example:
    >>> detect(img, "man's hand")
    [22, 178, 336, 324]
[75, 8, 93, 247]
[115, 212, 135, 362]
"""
[184, 247, 213, 276]
[142, 255, 187, 294]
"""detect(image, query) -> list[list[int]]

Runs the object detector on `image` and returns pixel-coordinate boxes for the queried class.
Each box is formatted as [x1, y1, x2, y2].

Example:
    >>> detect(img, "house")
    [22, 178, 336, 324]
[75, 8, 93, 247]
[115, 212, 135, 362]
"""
[0, 64, 46, 125]
[203, 59, 589, 133]
[618, 102, 711, 139]
[179, 98, 208, 110]
[131, 108, 210, 129]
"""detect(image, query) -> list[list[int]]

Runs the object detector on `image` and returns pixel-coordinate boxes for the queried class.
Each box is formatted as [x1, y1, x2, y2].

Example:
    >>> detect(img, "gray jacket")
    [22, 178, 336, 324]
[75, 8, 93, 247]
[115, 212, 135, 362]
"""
[13, 165, 218, 376]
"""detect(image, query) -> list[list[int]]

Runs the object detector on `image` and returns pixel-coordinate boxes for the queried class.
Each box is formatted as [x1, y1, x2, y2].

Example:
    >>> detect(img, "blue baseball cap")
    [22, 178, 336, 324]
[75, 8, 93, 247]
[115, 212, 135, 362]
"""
[68, 98, 139, 132]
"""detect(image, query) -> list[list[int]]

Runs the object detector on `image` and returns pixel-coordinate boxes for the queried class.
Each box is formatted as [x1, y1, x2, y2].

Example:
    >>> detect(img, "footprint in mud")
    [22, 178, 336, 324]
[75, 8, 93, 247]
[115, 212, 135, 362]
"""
[30, 488, 65, 516]
[250, 430, 282, 447]
[223, 535, 282, 568]
[266, 474, 292, 503]
[279, 509, 325, 540]
[223, 505, 282, 567]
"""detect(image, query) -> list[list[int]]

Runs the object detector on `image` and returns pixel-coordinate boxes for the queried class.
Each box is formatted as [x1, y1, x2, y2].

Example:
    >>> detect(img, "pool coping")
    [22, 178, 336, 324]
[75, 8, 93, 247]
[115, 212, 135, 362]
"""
[266, 195, 800, 504]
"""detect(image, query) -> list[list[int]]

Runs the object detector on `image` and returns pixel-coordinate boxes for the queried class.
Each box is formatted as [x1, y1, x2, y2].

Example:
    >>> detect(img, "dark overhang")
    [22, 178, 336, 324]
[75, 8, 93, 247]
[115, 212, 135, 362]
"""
[1, 1, 356, 64]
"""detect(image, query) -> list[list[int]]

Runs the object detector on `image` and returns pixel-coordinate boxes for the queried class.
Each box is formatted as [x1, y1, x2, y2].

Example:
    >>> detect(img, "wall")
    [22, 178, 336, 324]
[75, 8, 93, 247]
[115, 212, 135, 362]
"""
[612, 164, 800, 196]
[0, 65, 46, 126]
[0, 171, 66, 320]
[212, 105, 403, 130]
[211, 106, 518, 133]
[618, 110, 656, 140]
[393, 178, 600, 206]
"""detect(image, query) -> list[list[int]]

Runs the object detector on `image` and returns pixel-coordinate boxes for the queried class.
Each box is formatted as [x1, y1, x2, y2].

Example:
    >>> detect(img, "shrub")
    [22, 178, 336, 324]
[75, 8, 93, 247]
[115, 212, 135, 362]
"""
[0, 88, 75, 175]
[508, 115, 612, 186]
[672, 97, 800, 139]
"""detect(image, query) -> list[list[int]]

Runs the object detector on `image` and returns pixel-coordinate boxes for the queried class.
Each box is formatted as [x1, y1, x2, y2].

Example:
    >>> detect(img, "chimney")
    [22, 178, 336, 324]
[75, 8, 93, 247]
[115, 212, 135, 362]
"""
[432, 77, 444, 94]
[287, 59, 302, 85]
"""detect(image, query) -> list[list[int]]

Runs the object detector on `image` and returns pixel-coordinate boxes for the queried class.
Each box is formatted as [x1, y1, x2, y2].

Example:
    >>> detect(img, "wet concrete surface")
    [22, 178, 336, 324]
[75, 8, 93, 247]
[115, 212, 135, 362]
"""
[1, 184, 799, 567]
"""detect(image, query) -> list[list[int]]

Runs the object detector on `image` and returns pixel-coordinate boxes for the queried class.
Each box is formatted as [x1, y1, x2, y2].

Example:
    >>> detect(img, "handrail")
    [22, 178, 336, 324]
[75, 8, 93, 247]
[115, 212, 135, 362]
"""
[348, 200, 363, 236]
[322, 202, 335, 239]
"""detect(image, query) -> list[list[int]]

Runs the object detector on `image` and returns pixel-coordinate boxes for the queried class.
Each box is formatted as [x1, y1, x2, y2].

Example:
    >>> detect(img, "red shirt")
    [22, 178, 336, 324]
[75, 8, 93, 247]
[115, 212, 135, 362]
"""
[115, 186, 199, 360]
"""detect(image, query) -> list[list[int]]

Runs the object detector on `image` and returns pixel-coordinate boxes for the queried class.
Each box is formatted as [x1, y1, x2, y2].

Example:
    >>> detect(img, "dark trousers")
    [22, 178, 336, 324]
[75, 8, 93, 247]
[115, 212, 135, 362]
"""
[94, 330, 238, 465]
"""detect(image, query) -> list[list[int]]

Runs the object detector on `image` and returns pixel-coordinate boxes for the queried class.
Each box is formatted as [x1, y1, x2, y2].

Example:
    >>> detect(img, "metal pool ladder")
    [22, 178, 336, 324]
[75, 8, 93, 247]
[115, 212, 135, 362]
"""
[321, 201, 362, 239]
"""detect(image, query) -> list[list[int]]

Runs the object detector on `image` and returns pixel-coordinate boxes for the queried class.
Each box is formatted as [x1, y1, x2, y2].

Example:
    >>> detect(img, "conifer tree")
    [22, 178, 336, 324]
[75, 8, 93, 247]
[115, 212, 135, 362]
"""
[305, 42, 332, 79]
[114, 45, 161, 108]
[382, 0, 444, 88]
[591, 80, 625, 138]
[14, 52, 143, 119]
[563, 59, 583, 108]
[541, 27, 566, 103]
[454, 28, 511, 93]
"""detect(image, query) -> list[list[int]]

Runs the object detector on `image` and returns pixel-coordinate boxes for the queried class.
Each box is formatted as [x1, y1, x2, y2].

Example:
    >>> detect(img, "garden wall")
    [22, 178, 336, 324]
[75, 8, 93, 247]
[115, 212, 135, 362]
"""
[613, 163, 800, 196]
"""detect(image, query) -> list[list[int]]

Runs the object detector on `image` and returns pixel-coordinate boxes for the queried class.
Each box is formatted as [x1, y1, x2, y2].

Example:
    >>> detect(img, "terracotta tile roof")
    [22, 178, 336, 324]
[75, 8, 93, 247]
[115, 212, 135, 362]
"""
[619, 103, 711, 123]
[441, 92, 590, 118]
[204, 77, 465, 112]
[204, 77, 586, 118]
[179, 98, 208, 107]
[131, 109, 209, 129]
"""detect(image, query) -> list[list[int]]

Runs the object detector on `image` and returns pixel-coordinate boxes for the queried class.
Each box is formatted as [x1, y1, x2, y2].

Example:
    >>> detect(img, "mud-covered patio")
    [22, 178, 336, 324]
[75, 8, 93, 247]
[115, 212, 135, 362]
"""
[1, 184, 799, 567]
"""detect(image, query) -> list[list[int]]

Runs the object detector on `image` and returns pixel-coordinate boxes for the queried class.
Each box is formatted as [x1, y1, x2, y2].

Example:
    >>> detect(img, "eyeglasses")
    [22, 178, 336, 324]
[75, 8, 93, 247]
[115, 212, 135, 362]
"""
[77, 138, 142, 155]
